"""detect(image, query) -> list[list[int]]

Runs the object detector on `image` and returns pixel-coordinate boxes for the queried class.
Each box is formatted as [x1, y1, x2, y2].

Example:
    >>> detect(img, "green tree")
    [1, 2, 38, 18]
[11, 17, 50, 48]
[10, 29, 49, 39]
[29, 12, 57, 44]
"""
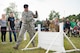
[4, 3, 19, 19]
[55, 12, 60, 18]
[66, 13, 80, 21]
[49, 10, 60, 20]
[66, 14, 78, 21]
[77, 14, 80, 21]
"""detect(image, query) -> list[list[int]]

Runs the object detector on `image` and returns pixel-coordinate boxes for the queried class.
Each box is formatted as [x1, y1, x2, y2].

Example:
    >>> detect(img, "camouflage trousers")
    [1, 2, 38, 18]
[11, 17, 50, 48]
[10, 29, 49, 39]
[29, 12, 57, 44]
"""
[15, 22, 35, 47]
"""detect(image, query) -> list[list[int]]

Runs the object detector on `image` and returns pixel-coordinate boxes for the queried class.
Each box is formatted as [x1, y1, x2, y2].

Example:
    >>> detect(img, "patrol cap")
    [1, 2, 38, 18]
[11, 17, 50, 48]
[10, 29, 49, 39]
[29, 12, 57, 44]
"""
[24, 4, 29, 8]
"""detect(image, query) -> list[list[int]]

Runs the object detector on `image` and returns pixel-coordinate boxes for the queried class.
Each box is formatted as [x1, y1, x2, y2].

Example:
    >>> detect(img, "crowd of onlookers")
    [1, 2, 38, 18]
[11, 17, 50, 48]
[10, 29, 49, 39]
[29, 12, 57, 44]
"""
[40, 18, 59, 32]
[0, 12, 22, 44]
[0, 12, 80, 44]
[35, 18, 80, 37]
[63, 18, 80, 37]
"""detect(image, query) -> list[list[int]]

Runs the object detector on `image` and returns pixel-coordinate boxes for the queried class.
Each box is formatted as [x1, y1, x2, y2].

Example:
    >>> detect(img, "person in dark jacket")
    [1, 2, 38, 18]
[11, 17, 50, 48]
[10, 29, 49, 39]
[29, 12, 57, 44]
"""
[8, 12, 17, 42]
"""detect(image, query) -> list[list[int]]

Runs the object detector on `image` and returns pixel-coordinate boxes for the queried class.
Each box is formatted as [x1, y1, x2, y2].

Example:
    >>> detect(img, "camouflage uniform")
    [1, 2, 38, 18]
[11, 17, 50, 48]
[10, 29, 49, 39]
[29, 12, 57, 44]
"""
[15, 11, 36, 47]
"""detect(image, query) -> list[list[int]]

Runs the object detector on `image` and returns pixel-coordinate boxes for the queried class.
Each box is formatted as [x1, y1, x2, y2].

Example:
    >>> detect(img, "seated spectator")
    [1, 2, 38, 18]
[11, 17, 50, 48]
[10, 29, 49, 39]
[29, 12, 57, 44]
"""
[72, 26, 78, 36]
[44, 19, 50, 31]
[77, 20, 80, 37]
[65, 19, 70, 33]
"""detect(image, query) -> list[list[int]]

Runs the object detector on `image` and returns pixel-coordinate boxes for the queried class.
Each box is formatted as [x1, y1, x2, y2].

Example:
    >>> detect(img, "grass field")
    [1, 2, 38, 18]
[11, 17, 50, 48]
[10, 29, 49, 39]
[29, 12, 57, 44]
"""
[0, 32, 80, 53]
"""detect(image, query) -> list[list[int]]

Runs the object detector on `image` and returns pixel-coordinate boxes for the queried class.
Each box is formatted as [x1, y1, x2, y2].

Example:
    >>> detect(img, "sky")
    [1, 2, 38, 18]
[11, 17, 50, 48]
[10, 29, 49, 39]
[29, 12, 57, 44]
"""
[0, 0, 80, 20]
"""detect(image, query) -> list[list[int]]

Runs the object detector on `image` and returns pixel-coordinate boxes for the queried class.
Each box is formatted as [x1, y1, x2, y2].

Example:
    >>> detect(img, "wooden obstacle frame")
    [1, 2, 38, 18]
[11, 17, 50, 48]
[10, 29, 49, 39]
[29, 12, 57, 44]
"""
[22, 22, 80, 53]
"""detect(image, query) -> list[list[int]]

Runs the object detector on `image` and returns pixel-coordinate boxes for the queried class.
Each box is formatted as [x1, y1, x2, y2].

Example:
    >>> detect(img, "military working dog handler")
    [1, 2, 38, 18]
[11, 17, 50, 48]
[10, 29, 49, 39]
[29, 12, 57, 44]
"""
[13, 4, 38, 49]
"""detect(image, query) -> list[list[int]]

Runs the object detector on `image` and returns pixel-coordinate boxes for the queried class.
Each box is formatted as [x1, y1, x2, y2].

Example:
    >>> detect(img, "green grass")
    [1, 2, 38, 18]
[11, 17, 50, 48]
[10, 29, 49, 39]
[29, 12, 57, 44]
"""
[0, 32, 80, 53]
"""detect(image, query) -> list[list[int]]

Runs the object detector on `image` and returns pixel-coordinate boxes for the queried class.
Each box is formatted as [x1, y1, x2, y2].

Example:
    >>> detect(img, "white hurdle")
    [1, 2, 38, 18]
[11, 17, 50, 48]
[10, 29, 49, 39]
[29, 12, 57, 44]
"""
[22, 22, 80, 53]
[38, 23, 65, 53]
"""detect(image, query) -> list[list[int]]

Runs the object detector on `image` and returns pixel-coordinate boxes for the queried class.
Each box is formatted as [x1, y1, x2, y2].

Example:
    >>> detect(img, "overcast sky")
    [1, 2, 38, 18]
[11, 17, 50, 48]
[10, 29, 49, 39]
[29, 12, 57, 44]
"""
[0, 0, 80, 20]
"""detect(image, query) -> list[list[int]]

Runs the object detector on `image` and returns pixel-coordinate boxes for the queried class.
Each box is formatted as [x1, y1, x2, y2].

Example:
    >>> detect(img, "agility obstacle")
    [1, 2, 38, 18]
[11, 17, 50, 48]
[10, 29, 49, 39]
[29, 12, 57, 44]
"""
[22, 22, 80, 53]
